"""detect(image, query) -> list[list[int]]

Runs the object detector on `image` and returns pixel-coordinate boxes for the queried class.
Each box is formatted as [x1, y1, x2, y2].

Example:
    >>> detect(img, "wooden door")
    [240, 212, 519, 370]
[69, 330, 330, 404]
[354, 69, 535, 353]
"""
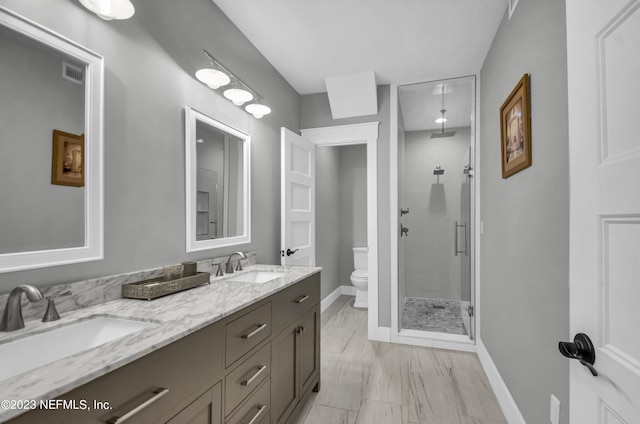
[298, 307, 319, 395]
[566, 0, 640, 422]
[281, 128, 315, 266]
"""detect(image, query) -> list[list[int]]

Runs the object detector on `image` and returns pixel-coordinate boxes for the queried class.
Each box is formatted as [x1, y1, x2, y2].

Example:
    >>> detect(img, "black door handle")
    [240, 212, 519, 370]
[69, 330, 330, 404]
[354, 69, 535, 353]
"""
[286, 248, 299, 256]
[558, 333, 598, 376]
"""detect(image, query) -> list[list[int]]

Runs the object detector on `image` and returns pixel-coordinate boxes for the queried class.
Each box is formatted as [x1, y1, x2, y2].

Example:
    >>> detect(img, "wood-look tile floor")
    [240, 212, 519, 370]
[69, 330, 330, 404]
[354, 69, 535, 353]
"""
[295, 296, 507, 424]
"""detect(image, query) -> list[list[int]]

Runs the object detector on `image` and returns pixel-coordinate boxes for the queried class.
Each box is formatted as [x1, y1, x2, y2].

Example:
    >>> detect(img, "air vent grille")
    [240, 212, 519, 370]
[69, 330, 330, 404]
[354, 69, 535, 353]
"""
[62, 62, 84, 84]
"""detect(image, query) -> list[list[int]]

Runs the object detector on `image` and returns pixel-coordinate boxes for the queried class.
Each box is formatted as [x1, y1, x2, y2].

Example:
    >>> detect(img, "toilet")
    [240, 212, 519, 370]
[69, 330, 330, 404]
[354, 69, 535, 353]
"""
[351, 247, 369, 308]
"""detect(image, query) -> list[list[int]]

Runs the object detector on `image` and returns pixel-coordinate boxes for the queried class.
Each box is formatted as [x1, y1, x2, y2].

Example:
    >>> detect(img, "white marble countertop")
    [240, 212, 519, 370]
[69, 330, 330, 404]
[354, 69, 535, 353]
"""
[0, 264, 320, 422]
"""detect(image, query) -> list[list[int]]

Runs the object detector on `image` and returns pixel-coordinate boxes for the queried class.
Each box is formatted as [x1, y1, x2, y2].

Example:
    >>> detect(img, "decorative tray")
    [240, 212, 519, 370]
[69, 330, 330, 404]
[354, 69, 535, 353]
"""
[122, 271, 211, 300]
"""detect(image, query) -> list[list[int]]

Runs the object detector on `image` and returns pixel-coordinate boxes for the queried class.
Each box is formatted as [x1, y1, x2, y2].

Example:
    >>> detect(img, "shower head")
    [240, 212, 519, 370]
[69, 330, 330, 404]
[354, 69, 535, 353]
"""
[433, 166, 444, 175]
[431, 131, 457, 138]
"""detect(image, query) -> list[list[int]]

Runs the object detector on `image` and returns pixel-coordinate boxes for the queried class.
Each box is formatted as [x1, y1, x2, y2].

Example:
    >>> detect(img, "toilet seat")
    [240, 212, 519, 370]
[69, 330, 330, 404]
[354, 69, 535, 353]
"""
[351, 269, 367, 280]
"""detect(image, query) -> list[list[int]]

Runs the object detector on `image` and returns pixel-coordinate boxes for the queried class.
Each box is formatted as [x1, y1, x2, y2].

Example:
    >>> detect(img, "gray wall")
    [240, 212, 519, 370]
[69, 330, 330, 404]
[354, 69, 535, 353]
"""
[402, 128, 470, 301]
[338, 145, 367, 287]
[315, 146, 341, 299]
[301, 86, 391, 326]
[0, 0, 299, 293]
[479, 1, 569, 423]
[315, 145, 367, 300]
[0, 25, 85, 254]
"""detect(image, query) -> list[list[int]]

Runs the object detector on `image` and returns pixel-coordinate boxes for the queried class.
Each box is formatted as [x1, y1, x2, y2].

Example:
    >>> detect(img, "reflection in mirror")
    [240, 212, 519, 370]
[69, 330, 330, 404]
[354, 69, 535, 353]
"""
[185, 106, 250, 251]
[0, 25, 85, 254]
[0, 7, 104, 272]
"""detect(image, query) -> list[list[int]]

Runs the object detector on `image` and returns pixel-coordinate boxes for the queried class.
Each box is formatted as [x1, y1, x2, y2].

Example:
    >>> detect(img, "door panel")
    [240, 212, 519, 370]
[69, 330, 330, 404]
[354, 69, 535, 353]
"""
[281, 128, 315, 266]
[566, 0, 640, 422]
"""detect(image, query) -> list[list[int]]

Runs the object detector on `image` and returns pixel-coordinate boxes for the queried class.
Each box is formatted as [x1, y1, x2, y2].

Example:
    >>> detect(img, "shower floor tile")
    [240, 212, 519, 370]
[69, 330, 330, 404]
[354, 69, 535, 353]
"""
[402, 297, 467, 335]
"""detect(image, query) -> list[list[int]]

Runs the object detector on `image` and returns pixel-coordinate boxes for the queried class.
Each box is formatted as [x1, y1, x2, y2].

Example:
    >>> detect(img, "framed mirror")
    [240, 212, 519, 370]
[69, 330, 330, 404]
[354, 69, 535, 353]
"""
[185, 106, 251, 252]
[0, 7, 104, 273]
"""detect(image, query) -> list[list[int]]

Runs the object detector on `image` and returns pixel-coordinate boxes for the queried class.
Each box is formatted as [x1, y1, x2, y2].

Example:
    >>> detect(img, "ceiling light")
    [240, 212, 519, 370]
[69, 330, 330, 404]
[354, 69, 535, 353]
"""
[435, 117, 447, 124]
[224, 88, 254, 106]
[78, 0, 135, 20]
[195, 68, 231, 89]
[245, 103, 272, 119]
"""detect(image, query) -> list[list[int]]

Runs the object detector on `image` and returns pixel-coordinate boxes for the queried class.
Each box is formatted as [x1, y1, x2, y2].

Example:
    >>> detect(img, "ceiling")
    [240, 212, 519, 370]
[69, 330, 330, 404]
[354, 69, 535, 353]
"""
[211, 0, 507, 95]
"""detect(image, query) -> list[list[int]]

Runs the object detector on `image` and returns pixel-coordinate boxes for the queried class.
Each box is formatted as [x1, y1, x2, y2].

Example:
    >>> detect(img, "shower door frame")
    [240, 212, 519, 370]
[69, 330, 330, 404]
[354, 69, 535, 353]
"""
[390, 75, 479, 352]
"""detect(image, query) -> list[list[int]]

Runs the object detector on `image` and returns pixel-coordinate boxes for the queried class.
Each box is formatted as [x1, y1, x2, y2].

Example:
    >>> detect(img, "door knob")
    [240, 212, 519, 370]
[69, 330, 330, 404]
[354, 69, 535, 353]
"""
[286, 248, 299, 256]
[558, 333, 598, 376]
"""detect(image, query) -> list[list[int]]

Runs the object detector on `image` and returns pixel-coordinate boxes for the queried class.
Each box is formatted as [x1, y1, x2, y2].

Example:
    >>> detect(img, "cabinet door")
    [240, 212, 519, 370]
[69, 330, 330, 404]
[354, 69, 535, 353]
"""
[166, 382, 221, 424]
[270, 321, 298, 424]
[298, 307, 319, 395]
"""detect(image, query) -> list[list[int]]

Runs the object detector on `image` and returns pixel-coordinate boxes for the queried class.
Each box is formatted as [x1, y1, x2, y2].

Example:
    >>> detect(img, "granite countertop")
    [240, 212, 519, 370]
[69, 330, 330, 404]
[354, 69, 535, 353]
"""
[0, 264, 321, 422]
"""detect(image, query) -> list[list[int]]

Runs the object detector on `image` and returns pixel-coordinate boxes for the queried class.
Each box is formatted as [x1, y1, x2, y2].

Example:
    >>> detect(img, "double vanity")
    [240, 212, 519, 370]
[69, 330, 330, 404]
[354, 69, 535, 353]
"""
[1, 265, 321, 424]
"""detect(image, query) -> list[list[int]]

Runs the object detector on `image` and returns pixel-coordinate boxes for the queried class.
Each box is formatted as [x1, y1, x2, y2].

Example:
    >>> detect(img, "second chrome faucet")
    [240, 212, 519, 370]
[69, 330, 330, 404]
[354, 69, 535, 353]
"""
[225, 252, 247, 274]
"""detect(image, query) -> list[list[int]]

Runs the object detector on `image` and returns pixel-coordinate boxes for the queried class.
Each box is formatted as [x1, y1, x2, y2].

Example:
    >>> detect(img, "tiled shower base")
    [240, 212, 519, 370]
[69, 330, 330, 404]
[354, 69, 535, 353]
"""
[401, 297, 470, 336]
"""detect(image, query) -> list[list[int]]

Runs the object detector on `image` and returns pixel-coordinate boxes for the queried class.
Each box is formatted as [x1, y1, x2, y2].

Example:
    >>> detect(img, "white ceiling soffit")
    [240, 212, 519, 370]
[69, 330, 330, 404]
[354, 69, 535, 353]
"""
[211, 0, 506, 95]
[325, 71, 378, 119]
[399, 78, 473, 132]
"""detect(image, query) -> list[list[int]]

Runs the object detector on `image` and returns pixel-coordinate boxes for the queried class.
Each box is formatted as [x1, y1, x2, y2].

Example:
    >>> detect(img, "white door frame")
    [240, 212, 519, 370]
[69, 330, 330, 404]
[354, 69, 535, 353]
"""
[301, 122, 380, 340]
[389, 79, 478, 352]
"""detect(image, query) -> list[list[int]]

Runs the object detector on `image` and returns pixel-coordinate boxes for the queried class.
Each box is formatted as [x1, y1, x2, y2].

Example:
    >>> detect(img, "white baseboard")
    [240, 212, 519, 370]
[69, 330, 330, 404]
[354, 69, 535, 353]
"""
[321, 285, 355, 313]
[369, 326, 391, 342]
[341, 285, 357, 296]
[477, 338, 526, 424]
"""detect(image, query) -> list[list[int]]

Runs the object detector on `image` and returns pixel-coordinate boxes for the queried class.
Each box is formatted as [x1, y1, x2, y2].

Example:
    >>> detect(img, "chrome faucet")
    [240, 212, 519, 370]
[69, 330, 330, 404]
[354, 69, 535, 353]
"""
[0, 285, 44, 332]
[225, 252, 247, 274]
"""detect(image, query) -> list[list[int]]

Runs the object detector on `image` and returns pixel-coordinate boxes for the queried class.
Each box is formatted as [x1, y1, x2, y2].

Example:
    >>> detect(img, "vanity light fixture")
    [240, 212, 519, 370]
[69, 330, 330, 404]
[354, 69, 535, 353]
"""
[245, 102, 272, 119]
[78, 0, 135, 20]
[197, 50, 272, 119]
[223, 88, 254, 106]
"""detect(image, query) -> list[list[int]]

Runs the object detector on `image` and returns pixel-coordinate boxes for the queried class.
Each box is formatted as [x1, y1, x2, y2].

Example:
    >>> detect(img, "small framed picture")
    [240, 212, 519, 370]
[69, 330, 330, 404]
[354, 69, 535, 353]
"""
[51, 130, 84, 187]
[500, 74, 532, 179]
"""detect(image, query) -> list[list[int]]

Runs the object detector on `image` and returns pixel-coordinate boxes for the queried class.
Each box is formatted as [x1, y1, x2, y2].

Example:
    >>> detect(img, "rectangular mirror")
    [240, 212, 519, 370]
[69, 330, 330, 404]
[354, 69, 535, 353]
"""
[0, 7, 104, 273]
[185, 106, 250, 251]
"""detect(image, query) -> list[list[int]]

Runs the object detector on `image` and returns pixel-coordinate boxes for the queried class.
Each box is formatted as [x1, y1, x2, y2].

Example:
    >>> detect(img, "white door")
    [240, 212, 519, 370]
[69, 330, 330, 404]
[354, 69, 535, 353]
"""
[566, 0, 640, 422]
[281, 128, 315, 266]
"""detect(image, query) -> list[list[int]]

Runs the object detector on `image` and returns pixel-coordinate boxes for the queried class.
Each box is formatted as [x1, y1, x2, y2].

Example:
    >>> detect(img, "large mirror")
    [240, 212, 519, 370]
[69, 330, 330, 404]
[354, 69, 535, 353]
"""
[185, 106, 250, 251]
[0, 7, 104, 273]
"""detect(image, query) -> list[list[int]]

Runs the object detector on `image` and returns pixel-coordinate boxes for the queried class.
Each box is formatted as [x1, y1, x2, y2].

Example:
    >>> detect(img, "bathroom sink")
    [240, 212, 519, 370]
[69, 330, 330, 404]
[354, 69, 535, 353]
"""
[229, 271, 287, 284]
[0, 316, 154, 381]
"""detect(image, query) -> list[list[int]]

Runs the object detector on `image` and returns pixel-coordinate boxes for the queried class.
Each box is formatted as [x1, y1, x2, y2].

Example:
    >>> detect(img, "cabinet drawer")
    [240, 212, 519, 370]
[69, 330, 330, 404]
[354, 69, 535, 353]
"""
[8, 323, 223, 424]
[225, 343, 271, 416]
[272, 274, 320, 335]
[226, 378, 270, 424]
[225, 302, 272, 367]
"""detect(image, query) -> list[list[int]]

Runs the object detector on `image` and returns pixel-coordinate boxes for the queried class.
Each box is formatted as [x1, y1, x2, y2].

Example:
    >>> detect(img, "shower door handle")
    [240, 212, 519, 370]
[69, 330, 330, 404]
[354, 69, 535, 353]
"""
[454, 221, 467, 256]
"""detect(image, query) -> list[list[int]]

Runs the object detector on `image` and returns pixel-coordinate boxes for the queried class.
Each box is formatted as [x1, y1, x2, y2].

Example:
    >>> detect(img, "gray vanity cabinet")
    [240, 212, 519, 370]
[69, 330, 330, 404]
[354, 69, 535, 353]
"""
[271, 274, 320, 424]
[166, 382, 222, 424]
[6, 272, 319, 424]
[7, 321, 225, 424]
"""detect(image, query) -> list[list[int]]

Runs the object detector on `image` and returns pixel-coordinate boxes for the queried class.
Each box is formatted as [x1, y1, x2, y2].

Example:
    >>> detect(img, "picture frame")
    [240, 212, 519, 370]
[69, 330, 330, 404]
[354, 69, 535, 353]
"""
[51, 130, 85, 187]
[500, 74, 531, 178]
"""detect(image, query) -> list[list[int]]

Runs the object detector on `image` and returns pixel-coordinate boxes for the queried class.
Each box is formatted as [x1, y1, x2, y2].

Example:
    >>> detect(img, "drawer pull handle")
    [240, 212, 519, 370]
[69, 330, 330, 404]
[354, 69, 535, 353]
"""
[294, 295, 309, 304]
[241, 365, 267, 386]
[241, 323, 268, 339]
[242, 404, 267, 424]
[106, 387, 169, 424]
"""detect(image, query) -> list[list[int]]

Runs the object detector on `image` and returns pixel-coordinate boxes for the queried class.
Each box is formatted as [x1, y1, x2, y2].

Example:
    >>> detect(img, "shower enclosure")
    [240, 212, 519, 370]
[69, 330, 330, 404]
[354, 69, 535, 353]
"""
[395, 76, 475, 343]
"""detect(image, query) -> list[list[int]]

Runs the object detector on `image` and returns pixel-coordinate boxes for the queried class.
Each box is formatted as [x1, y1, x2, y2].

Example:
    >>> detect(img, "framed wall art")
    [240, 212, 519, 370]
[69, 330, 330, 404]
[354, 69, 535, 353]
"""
[500, 74, 531, 178]
[51, 130, 85, 187]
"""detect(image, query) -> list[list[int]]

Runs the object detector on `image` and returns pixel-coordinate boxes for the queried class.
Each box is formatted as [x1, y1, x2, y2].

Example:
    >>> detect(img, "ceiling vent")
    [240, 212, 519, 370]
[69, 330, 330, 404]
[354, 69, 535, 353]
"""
[62, 62, 84, 85]
[325, 71, 378, 119]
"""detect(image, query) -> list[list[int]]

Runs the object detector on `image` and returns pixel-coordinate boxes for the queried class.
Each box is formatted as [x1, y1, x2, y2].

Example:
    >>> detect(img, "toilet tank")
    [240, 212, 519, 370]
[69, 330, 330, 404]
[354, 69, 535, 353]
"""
[353, 247, 368, 270]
